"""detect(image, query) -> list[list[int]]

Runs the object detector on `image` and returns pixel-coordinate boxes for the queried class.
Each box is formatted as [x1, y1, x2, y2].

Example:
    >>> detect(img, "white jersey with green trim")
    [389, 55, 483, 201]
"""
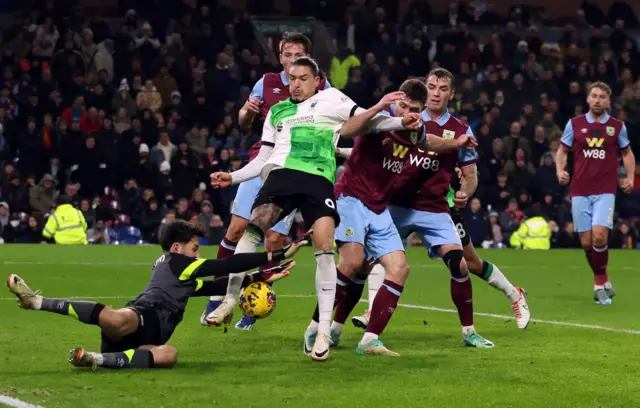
[261, 88, 363, 183]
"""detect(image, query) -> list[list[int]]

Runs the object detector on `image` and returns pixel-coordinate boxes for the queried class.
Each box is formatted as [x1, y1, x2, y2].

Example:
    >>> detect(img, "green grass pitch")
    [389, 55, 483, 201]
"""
[1, 246, 640, 408]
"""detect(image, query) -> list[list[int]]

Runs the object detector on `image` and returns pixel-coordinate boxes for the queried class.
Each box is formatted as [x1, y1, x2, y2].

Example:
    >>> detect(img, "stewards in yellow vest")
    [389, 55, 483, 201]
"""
[42, 196, 88, 245]
[329, 48, 360, 90]
[509, 206, 551, 250]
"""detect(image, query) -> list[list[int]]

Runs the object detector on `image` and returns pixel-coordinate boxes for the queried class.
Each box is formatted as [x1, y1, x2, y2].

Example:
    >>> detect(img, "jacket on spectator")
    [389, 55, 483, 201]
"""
[150, 142, 178, 168]
[330, 54, 361, 90]
[29, 174, 57, 214]
[153, 74, 178, 109]
[185, 129, 206, 155]
[136, 87, 162, 112]
[94, 41, 114, 83]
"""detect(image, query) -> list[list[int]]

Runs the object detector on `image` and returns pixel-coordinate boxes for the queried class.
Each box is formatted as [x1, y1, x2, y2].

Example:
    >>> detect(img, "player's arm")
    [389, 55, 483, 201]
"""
[211, 111, 275, 189]
[619, 124, 636, 193]
[421, 133, 478, 153]
[454, 126, 479, 207]
[192, 262, 294, 297]
[173, 234, 310, 280]
[238, 77, 264, 132]
[556, 121, 573, 185]
[339, 91, 417, 138]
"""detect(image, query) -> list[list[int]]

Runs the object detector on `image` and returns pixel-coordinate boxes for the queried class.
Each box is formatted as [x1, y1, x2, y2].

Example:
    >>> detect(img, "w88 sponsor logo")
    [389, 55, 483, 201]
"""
[408, 154, 440, 172]
[382, 157, 404, 174]
[583, 149, 606, 159]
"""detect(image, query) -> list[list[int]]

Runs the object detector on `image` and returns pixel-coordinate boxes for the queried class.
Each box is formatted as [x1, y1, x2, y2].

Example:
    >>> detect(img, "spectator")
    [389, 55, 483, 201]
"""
[29, 174, 57, 216]
[15, 215, 42, 244]
[0, 201, 9, 231]
[502, 121, 531, 160]
[609, 221, 638, 249]
[112, 80, 137, 119]
[140, 197, 164, 242]
[153, 65, 178, 109]
[87, 219, 110, 244]
[556, 221, 581, 248]
[465, 197, 487, 246]
[499, 198, 524, 242]
[136, 80, 162, 112]
[150, 130, 178, 168]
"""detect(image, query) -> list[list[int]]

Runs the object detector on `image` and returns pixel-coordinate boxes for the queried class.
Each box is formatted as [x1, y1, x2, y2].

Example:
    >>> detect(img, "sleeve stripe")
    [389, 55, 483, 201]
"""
[459, 160, 476, 167]
[262, 141, 275, 147]
[179, 259, 206, 281]
[560, 142, 572, 149]
[349, 105, 359, 118]
[195, 279, 204, 291]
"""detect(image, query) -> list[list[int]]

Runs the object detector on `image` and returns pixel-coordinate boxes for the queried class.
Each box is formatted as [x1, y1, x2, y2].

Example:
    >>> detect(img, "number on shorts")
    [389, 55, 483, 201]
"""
[455, 222, 466, 238]
[325, 199, 336, 209]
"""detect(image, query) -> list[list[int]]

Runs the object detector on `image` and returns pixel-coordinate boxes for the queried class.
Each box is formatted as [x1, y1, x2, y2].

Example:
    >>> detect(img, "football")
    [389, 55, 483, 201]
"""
[239, 282, 277, 319]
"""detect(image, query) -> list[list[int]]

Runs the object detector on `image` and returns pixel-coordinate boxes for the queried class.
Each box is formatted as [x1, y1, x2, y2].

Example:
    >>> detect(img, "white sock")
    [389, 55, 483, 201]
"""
[485, 262, 520, 302]
[225, 230, 261, 304]
[208, 295, 224, 302]
[315, 251, 337, 334]
[330, 321, 344, 334]
[361, 332, 378, 344]
[594, 285, 604, 290]
[368, 263, 385, 311]
[604, 281, 613, 289]
[306, 320, 319, 333]
[34, 295, 43, 310]
[462, 325, 475, 335]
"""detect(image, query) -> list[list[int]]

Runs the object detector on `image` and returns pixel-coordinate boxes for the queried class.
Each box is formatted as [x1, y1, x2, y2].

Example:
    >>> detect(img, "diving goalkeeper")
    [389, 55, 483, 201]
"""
[6, 221, 309, 370]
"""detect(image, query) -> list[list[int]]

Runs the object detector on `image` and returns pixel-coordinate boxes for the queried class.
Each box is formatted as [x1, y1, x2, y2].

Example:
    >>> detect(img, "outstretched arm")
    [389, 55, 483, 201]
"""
[421, 133, 478, 153]
[339, 91, 418, 138]
[192, 261, 295, 297]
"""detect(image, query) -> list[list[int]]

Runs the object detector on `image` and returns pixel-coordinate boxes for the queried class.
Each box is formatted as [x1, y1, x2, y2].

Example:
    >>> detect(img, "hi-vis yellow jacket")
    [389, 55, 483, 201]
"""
[509, 216, 551, 250]
[42, 204, 88, 245]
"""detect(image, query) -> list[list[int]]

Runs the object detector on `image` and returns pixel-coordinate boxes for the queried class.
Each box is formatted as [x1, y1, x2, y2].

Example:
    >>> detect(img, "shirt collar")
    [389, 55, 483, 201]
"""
[586, 112, 609, 124]
[280, 71, 288, 86]
[422, 110, 450, 126]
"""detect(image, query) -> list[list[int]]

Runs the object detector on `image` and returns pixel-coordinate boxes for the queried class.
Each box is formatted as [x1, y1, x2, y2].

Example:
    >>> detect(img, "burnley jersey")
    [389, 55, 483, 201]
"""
[560, 112, 629, 197]
[334, 122, 425, 214]
[391, 111, 476, 213]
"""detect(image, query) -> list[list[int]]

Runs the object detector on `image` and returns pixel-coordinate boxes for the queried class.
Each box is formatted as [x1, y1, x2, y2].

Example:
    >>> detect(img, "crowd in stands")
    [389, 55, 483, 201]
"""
[0, 0, 639, 248]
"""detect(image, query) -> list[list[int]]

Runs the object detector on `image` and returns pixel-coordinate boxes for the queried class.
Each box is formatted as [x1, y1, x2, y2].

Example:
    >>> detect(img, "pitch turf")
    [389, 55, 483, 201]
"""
[1, 246, 640, 408]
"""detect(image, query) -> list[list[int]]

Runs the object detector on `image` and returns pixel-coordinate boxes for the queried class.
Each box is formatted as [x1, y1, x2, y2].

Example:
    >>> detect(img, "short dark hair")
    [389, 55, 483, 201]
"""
[160, 220, 198, 251]
[399, 79, 428, 104]
[291, 57, 319, 77]
[426, 67, 456, 90]
[588, 81, 612, 97]
[281, 32, 312, 54]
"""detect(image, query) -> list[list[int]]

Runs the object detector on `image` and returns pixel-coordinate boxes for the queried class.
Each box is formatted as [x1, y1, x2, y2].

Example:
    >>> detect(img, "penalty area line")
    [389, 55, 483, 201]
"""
[0, 395, 45, 408]
[1, 294, 639, 335]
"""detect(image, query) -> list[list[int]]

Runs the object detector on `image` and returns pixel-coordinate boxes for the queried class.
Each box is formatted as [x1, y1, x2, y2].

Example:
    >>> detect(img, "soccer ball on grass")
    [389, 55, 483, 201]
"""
[240, 282, 276, 319]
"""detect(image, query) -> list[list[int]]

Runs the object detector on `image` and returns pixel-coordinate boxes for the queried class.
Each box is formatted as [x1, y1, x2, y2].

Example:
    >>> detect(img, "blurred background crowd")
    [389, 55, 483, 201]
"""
[0, 0, 639, 249]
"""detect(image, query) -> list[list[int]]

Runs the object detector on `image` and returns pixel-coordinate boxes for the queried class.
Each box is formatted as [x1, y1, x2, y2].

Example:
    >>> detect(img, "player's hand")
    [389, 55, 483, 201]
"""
[244, 97, 262, 115]
[455, 167, 463, 180]
[210, 172, 232, 189]
[557, 171, 570, 185]
[620, 177, 634, 194]
[272, 229, 313, 261]
[453, 191, 468, 208]
[401, 112, 423, 130]
[257, 260, 296, 283]
[455, 134, 478, 149]
[375, 91, 405, 112]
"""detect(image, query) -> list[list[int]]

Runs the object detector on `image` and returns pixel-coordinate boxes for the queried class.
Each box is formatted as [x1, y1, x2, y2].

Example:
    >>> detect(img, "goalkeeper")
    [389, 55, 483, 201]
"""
[6, 221, 309, 370]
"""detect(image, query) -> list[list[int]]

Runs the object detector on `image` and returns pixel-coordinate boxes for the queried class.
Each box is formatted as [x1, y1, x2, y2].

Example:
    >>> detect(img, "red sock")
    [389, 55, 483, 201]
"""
[367, 279, 403, 335]
[591, 245, 609, 286]
[333, 276, 366, 324]
[312, 269, 349, 323]
[217, 237, 237, 259]
[451, 276, 474, 327]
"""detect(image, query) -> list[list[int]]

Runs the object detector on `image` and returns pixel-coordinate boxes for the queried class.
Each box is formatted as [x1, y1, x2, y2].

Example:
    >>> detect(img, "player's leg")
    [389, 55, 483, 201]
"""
[591, 194, 615, 302]
[69, 344, 177, 370]
[235, 212, 295, 331]
[7, 274, 141, 336]
[201, 179, 259, 324]
[452, 209, 530, 328]
[304, 241, 364, 353]
[356, 208, 407, 356]
[304, 194, 368, 352]
[308, 216, 338, 361]
[573, 195, 613, 304]
[352, 262, 382, 329]
[356, 250, 407, 356]
[206, 171, 292, 325]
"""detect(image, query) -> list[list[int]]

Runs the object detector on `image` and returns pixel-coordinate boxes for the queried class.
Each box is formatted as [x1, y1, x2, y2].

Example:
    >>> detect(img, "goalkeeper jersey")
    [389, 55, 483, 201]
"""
[262, 88, 363, 183]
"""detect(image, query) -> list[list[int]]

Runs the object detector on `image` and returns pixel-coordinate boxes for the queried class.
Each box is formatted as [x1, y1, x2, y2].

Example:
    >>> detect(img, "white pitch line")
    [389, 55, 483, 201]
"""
[0, 395, 44, 408]
[2, 260, 636, 271]
[1, 294, 639, 335]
